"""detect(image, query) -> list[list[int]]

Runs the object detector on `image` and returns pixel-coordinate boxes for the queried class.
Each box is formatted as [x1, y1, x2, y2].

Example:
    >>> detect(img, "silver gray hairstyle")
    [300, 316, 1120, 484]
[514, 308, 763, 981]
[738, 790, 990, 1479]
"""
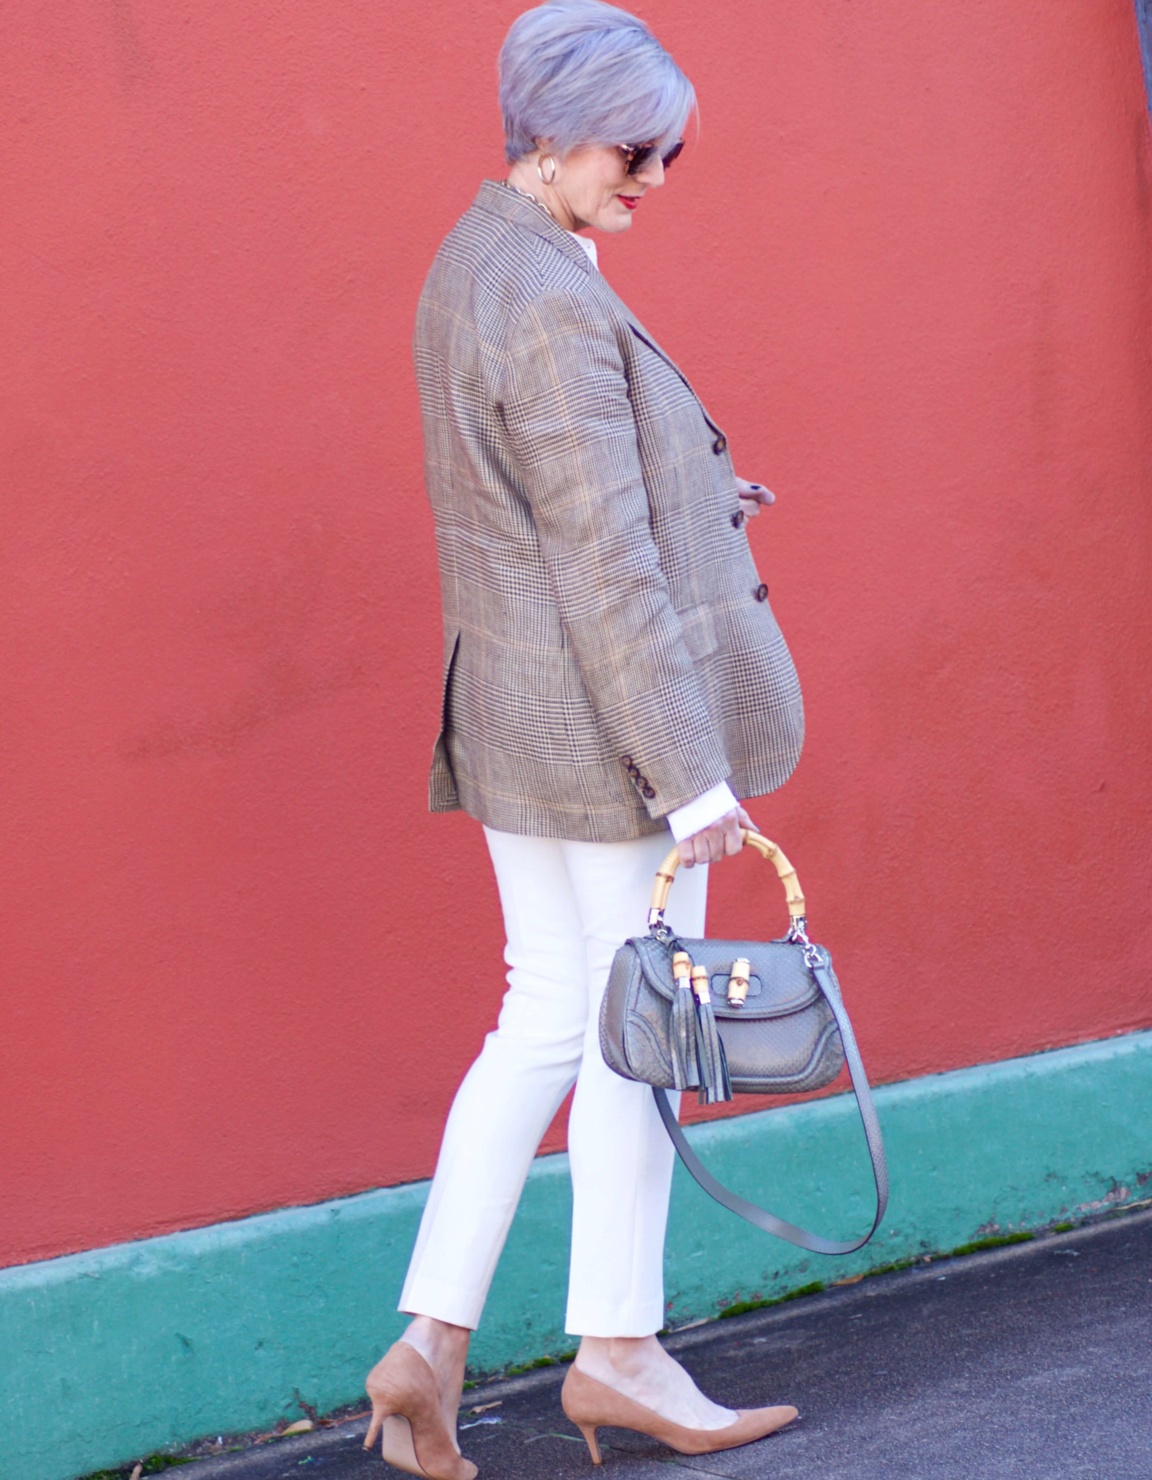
[499, 1, 695, 164]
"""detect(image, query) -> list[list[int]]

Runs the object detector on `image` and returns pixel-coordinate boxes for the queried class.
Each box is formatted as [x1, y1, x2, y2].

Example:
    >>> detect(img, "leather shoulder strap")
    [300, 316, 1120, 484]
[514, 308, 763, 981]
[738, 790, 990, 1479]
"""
[654, 958, 889, 1255]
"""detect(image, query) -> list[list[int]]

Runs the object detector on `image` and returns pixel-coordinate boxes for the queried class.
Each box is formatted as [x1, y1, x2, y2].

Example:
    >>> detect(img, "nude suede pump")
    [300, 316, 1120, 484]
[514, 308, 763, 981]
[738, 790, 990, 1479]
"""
[364, 1341, 477, 1480]
[561, 1364, 798, 1464]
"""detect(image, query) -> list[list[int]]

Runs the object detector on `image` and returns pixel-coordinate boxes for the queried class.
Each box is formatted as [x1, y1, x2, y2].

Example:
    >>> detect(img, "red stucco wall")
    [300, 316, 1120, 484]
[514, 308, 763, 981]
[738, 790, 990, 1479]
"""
[2, 0, 1150, 1268]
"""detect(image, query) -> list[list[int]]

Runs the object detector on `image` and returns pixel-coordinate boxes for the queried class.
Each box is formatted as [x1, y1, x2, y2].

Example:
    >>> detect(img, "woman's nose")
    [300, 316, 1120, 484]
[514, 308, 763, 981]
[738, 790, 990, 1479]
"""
[633, 156, 666, 188]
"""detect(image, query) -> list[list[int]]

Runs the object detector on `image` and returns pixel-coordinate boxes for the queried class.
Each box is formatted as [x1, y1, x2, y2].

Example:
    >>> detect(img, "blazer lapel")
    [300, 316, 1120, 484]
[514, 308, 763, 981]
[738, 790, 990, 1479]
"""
[472, 179, 726, 439]
[602, 284, 726, 439]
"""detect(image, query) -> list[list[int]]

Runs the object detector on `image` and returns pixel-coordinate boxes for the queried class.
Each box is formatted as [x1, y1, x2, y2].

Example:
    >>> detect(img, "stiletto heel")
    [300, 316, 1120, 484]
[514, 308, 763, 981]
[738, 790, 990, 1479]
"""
[577, 1422, 603, 1465]
[362, 1341, 477, 1480]
[561, 1366, 796, 1461]
[364, 1397, 385, 1453]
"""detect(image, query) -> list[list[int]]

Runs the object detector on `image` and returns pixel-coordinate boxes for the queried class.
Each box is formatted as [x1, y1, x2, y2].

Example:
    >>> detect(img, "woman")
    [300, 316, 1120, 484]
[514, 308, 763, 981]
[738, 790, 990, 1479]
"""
[365, 3, 805, 1475]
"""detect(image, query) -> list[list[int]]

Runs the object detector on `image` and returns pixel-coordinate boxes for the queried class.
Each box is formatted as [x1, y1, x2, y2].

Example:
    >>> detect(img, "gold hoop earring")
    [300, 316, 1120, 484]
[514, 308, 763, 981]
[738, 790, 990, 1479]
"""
[537, 154, 558, 186]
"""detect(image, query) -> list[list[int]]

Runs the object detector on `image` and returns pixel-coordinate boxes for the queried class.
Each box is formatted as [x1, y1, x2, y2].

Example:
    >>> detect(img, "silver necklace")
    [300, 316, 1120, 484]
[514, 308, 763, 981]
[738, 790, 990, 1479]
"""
[500, 178, 556, 222]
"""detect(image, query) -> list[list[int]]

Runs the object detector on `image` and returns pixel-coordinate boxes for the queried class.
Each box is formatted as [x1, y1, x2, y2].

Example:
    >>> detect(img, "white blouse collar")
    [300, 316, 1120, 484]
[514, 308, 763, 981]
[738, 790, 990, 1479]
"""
[568, 232, 599, 269]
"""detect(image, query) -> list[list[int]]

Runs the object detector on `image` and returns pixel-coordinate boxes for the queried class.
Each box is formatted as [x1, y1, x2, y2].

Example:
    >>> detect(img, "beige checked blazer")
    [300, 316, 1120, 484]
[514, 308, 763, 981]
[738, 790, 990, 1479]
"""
[417, 180, 804, 843]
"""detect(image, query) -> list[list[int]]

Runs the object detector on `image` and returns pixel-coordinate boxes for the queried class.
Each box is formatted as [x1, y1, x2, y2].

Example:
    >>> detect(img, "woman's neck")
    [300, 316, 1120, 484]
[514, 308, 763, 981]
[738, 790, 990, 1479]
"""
[505, 160, 579, 232]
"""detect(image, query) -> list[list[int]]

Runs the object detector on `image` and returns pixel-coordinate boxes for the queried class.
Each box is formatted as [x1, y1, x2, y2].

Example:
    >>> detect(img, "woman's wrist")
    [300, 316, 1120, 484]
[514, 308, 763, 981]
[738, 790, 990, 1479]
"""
[667, 781, 739, 842]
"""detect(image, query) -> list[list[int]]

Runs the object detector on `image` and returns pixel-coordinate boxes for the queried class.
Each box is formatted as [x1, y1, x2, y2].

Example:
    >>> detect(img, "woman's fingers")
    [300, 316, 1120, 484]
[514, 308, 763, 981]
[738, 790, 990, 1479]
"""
[735, 475, 776, 506]
[679, 808, 745, 867]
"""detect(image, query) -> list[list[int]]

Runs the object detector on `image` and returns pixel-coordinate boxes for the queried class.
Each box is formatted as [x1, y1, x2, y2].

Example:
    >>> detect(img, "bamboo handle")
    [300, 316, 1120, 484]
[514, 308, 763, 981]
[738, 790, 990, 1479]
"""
[649, 829, 806, 921]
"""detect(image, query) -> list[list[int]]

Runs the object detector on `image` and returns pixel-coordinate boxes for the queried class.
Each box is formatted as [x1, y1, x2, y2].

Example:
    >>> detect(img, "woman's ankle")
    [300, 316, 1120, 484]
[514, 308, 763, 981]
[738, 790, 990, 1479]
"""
[576, 1333, 661, 1376]
[402, 1315, 472, 1372]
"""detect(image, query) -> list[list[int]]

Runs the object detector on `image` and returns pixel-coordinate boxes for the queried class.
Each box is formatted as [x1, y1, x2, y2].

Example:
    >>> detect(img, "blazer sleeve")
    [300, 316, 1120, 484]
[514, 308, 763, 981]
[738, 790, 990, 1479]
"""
[498, 286, 732, 818]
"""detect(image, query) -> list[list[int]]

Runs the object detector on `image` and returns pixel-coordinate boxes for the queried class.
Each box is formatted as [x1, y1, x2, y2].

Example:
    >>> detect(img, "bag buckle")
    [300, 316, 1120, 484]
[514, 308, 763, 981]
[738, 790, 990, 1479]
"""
[726, 958, 752, 1007]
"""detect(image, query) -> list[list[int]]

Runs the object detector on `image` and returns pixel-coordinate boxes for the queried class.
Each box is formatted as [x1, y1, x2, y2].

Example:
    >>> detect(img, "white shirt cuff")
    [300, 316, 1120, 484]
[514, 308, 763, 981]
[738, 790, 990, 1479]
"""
[666, 782, 739, 843]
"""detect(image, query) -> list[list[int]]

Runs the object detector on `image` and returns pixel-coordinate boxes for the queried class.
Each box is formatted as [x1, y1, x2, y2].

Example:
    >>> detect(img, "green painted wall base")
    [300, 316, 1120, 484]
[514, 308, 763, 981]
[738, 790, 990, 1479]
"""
[5, 1029, 1151, 1480]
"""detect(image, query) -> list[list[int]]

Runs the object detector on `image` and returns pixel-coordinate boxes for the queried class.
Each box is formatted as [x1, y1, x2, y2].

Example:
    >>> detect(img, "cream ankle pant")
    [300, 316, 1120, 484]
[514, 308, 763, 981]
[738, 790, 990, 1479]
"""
[399, 826, 708, 1338]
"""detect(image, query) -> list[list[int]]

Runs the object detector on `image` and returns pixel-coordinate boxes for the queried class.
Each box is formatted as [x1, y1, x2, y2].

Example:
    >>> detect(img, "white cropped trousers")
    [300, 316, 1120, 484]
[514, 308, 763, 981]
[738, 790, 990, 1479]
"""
[399, 826, 708, 1337]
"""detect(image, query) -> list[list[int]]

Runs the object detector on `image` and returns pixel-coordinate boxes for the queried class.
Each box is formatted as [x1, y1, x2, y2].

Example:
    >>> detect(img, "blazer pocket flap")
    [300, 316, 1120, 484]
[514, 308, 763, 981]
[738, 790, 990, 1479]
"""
[676, 606, 718, 660]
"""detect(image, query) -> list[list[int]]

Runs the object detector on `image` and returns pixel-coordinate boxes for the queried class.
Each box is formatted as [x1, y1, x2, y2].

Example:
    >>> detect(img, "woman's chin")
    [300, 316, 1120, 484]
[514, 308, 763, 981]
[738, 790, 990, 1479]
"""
[596, 211, 635, 234]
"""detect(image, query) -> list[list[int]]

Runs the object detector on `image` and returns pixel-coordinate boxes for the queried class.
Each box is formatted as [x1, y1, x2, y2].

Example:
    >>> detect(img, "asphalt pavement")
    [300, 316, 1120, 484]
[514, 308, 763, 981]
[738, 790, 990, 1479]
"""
[124, 1207, 1152, 1480]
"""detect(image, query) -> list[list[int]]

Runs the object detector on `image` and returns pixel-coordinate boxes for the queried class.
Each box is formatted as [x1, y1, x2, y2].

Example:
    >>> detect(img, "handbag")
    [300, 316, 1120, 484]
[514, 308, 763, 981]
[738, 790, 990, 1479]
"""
[599, 830, 888, 1254]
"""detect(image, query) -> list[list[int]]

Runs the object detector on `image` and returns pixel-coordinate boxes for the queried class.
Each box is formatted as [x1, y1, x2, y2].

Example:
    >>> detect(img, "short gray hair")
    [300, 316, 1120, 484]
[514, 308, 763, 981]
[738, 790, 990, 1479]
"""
[499, 1, 695, 164]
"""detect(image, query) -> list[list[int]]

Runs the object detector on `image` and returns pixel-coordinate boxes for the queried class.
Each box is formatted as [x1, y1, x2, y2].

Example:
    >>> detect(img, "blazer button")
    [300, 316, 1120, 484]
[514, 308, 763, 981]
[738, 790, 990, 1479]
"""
[731, 509, 745, 528]
[620, 755, 634, 767]
[712, 435, 727, 455]
[755, 583, 769, 602]
[641, 783, 656, 799]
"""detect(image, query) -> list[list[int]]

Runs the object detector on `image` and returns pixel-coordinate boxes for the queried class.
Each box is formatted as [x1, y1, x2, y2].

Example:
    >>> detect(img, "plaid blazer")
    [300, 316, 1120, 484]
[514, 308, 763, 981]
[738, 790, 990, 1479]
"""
[417, 180, 804, 843]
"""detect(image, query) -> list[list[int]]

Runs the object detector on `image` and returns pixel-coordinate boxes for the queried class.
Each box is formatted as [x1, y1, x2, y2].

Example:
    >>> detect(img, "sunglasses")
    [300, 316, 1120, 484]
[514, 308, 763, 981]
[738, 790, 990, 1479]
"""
[617, 138, 685, 176]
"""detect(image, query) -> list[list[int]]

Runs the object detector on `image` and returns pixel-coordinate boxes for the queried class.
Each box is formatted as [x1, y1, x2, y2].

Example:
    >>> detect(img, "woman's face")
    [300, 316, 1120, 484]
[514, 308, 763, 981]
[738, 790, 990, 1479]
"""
[546, 143, 668, 233]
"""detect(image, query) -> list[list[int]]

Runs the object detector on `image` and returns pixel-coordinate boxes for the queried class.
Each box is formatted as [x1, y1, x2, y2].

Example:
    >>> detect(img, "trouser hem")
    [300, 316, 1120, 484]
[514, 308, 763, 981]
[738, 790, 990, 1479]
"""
[399, 1278, 483, 1332]
[564, 1300, 667, 1339]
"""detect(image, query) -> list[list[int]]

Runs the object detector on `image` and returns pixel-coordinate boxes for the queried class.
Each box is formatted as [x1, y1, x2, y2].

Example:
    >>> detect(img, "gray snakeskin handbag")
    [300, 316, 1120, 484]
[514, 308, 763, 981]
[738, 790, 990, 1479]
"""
[599, 831, 888, 1253]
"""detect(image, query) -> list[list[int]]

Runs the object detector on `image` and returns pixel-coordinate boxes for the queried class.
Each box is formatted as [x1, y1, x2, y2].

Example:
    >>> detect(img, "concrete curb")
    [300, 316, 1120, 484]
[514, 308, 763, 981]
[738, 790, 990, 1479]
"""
[4, 1028, 1150, 1480]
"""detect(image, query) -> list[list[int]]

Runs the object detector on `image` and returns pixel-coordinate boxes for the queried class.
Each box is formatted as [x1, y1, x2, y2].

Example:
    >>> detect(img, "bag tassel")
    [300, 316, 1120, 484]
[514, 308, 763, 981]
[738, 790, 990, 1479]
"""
[670, 950, 700, 1090]
[690, 965, 733, 1105]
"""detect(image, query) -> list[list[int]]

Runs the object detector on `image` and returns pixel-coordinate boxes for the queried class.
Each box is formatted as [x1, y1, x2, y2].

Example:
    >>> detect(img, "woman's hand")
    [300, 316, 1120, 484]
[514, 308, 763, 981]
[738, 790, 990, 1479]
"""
[736, 476, 775, 522]
[678, 805, 759, 868]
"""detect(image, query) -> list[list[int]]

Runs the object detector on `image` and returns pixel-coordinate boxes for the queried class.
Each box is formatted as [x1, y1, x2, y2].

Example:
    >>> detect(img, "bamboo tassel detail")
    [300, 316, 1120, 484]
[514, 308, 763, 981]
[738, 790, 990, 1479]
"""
[691, 965, 733, 1105]
[670, 950, 699, 1090]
